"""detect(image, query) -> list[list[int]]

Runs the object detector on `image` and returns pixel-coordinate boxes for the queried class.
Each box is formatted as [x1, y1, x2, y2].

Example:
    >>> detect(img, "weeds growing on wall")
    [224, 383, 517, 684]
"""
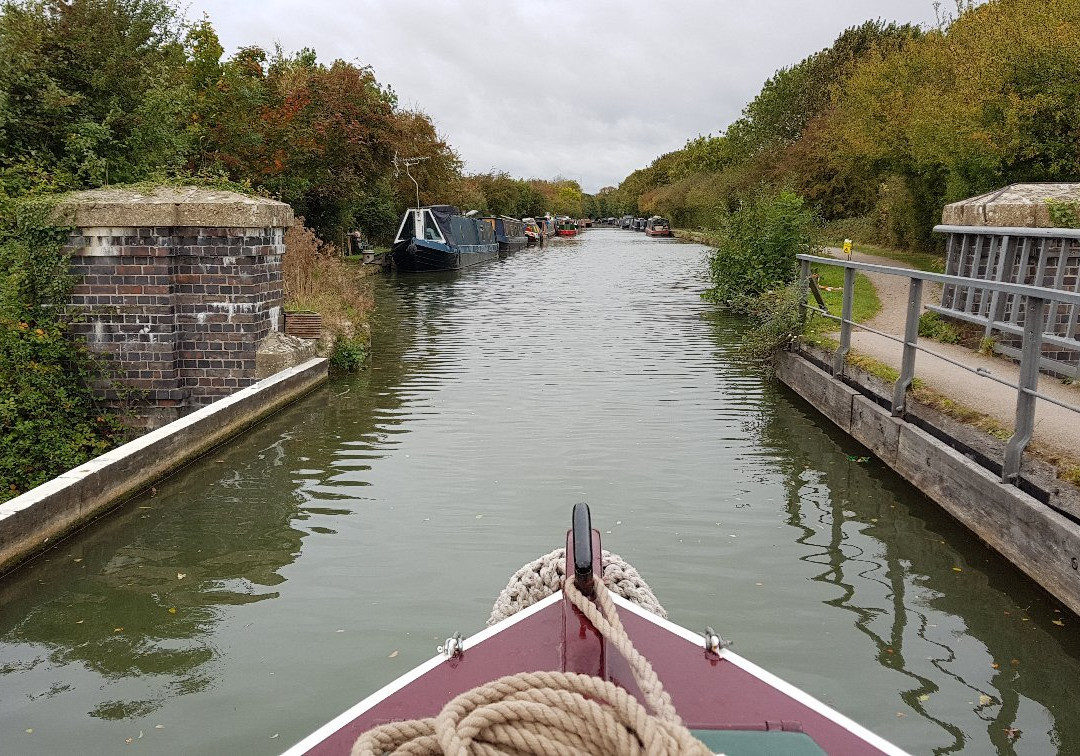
[0, 197, 128, 502]
[283, 222, 373, 371]
[1046, 199, 1080, 229]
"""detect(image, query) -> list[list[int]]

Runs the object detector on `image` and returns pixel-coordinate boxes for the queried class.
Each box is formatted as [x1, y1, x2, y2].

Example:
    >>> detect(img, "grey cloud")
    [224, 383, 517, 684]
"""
[188, 0, 941, 192]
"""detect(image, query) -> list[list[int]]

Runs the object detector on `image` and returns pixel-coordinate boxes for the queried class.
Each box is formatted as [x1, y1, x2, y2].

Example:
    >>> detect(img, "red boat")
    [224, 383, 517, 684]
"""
[556, 218, 578, 237]
[645, 216, 673, 237]
[286, 505, 907, 755]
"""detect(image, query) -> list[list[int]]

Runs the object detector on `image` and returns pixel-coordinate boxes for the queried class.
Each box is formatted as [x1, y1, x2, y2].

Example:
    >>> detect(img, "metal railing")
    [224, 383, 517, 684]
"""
[796, 254, 1080, 485]
[932, 225, 1080, 378]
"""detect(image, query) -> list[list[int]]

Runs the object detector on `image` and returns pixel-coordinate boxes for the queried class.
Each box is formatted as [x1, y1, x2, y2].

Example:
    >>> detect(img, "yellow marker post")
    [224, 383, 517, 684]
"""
[842, 238, 852, 258]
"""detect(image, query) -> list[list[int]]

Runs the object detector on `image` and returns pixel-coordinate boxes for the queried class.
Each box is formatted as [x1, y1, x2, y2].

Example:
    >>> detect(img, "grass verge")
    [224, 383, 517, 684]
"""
[802, 264, 881, 342]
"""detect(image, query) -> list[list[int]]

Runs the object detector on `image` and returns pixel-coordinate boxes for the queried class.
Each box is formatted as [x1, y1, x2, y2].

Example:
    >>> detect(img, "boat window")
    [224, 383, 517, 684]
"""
[423, 210, 444, 242]
[394, 210, 415, 243]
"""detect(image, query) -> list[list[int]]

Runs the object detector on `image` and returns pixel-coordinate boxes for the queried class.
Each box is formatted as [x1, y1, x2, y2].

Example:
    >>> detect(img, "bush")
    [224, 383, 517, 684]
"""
[704, 188, 820, 304]
[0, 198, 128, 501]
[329, 335, 368, 372]
[283, 222, 373, 371]
[736, 282, 806, 361]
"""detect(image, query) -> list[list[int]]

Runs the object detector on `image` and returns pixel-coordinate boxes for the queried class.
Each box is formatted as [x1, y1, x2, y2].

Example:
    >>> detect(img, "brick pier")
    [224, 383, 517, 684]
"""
[58, 187, 295, 429]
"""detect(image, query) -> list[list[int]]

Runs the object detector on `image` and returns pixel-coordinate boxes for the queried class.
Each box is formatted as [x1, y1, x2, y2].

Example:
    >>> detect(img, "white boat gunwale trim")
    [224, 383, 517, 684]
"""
[280, 591, 564, 756]
[285, 588, 910, 756]
[610, 593, 912, 756]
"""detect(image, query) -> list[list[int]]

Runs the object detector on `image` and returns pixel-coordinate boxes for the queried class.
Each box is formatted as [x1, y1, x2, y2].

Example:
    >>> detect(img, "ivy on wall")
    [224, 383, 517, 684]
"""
[0, 198, 129, 502]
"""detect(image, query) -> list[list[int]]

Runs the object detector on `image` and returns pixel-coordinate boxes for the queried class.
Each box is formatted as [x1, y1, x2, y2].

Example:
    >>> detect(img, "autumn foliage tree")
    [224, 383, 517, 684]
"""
[616, 2, 1080, 252]
[183, 35, 461, 245]
[0, 0, 466, 245]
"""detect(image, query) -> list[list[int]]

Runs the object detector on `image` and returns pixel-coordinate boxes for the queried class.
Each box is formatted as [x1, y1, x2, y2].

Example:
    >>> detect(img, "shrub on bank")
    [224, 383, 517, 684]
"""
[283, 223, 374, 371]
[700, 188, 821, 362]
[703, 188, 820, 305]
[0, 199, 128, 502]
[736, 282, 807, 360]
[329, 335, 369, 371]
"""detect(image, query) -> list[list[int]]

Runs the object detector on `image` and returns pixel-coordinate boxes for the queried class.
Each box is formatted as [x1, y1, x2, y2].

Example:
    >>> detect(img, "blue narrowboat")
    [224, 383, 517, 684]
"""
[482, 216, 529, 256]
[391, 205, 499, 272]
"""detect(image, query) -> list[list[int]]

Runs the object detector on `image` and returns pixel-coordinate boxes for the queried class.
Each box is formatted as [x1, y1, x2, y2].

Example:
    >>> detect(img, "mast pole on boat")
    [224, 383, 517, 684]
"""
[394, 153, 428, 211]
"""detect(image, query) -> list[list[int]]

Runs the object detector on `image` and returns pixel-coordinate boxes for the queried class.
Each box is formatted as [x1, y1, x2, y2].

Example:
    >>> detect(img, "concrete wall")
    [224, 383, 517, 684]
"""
[776, 350, 1080, 616]
[58, 187, 294, 429]
[0, 358, 327, 577]
[940, 182, 1080, 227]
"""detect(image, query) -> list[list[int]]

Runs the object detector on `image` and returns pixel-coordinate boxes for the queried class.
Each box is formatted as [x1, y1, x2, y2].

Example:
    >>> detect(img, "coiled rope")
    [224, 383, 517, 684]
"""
[351, 577, 710, 756]
[487, 548, 666, 625]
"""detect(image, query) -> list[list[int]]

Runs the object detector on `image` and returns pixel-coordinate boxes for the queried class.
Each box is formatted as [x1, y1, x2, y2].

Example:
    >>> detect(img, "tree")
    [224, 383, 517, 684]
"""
[0, 0, 191, 196]
[190, 43, 461, 244]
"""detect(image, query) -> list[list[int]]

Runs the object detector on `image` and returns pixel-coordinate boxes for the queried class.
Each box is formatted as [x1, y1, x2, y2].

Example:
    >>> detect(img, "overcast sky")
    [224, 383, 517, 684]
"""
[186, 0, 945, 193]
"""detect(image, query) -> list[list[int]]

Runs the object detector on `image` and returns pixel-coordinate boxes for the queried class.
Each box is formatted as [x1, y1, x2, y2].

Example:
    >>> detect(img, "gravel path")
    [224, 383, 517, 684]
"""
[820, 247, 1080, 459]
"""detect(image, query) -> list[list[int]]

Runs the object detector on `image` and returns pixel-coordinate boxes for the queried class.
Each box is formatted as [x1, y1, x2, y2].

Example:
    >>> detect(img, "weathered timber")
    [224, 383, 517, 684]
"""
[776, 348, 1080, 616]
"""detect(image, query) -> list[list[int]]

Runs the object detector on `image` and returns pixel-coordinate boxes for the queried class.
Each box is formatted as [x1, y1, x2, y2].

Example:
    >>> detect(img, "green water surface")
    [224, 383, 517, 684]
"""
[1, 230, 1077, 754]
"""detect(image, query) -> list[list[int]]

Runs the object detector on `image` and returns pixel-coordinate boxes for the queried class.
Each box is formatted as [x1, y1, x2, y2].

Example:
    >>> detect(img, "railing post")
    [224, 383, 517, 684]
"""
[1003, 296, 1046, 484]
[985, 235, 1012, 340]
[892, 278, 924, 416]
[832, 266, 856, 376]
[799, 258, 811, 332]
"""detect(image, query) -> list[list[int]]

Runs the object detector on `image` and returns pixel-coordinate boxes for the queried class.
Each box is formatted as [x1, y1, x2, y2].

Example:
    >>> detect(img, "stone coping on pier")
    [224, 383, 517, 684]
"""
[941, 182, 1080, 227]
[54, 185, 294, 229]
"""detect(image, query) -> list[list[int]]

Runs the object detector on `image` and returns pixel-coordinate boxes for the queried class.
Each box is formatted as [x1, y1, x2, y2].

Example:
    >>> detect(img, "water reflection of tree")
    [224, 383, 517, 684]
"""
[749, 383, 1080, 754]
[0, 440, 311, 718]
[0, 271, 452, 722]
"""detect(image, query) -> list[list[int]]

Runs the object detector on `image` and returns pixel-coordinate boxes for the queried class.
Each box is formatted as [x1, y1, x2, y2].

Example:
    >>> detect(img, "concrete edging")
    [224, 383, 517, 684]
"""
[776, 350, 1080, 616]
[0, 358, 328, 576]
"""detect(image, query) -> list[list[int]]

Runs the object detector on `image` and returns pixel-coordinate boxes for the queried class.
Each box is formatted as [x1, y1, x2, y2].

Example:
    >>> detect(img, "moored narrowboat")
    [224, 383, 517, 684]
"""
[522, 217, 542, 245]
[391, 205, 499, 272]
[482, 216, 528, 256]
[556, 217, 578, 237]
[645, 216, 672, 237]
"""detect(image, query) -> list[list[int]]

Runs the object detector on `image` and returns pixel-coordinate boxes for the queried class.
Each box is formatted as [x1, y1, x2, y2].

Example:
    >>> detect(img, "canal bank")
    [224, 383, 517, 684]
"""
[0, 358, 328, 577]
[776, 343, 1080, 617]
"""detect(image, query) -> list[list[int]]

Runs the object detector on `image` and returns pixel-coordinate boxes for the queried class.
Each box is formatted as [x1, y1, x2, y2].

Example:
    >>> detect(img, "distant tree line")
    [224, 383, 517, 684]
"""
[608, 0, 1080, 250]
[458, 173, 586, 219]
[0, 0, 592, 245]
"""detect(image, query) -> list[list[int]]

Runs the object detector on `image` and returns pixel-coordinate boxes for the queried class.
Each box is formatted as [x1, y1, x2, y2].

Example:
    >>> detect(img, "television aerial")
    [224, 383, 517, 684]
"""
[394, 153, 429, 210]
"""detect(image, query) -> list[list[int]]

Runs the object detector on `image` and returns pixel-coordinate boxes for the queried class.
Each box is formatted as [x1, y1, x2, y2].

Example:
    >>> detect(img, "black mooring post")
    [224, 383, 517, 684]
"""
[572, 502, 594, 595]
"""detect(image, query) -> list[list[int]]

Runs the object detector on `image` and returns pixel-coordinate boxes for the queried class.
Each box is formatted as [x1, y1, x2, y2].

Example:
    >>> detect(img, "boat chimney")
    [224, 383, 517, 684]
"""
[572, 503, 595, 595]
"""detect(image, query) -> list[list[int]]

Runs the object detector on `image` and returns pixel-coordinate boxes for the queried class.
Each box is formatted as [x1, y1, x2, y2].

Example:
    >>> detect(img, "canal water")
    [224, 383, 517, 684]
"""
[2, 230, 1078, 755]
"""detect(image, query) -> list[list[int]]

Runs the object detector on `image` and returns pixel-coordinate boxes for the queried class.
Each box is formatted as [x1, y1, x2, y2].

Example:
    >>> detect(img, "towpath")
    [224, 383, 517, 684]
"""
[820, 247, 1080, 460]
